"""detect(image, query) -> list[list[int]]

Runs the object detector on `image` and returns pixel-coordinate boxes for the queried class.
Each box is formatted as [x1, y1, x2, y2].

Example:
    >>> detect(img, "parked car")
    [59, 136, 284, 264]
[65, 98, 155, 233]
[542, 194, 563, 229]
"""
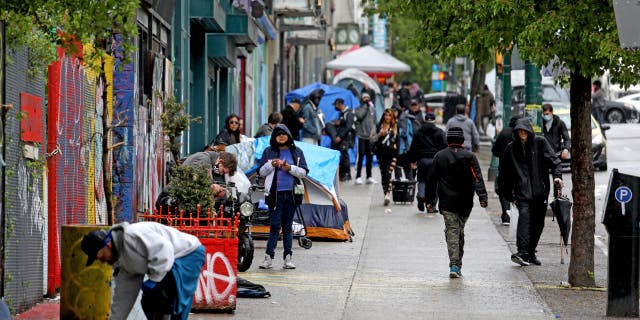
[512, 84, 638, 124]
[554, 108, 609, 172]
[615, 92, 640, 112]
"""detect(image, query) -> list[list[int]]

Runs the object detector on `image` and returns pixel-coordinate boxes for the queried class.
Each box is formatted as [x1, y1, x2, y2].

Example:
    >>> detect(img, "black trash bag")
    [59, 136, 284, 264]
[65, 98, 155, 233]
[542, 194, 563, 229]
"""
[237, 277, 271, 298]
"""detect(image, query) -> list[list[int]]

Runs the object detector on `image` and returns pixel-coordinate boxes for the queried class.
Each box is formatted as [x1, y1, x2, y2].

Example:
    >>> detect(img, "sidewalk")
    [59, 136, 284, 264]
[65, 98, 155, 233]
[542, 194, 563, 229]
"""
[16, 143, 609, 320]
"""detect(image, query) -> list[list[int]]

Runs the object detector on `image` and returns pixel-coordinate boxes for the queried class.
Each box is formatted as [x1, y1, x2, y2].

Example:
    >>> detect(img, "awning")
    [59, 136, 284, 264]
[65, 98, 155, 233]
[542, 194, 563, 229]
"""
[326, 45, 411, 73]
[190, 0, 226, 32]
[206, 34, 236, 68]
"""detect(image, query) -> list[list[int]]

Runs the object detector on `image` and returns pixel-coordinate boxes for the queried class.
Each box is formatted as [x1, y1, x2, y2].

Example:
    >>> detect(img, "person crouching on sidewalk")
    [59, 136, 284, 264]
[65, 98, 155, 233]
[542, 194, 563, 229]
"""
[425, 127, 488, 278]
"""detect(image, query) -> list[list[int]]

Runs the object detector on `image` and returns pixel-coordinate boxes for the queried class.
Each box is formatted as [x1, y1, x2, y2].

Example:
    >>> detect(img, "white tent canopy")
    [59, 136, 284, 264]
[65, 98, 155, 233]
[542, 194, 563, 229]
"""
[332, 68, 381, 94]
[326, 46, 411, 73]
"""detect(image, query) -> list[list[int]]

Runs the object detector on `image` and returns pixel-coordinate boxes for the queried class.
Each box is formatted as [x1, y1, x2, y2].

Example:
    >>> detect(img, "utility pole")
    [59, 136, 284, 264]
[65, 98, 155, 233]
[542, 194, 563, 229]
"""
[524, 61, 542, 135]
[488, 50, 511, 181]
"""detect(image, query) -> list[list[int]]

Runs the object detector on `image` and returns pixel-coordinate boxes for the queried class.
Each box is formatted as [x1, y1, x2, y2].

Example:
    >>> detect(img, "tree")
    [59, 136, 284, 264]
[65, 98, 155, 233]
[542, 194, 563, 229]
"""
[387, 16, 435, 90]
[0, 0, 138, 76]
[367, 0, 640, 287]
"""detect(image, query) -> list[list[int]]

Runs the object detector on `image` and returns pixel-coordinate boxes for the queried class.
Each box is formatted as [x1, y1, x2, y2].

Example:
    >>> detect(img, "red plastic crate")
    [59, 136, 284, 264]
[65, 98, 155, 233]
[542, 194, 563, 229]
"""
[140, 206, 239, 311]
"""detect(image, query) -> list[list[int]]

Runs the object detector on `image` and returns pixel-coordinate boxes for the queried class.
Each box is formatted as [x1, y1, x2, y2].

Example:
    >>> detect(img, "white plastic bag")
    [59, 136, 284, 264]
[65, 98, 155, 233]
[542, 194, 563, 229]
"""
[508, 203, 519, 241]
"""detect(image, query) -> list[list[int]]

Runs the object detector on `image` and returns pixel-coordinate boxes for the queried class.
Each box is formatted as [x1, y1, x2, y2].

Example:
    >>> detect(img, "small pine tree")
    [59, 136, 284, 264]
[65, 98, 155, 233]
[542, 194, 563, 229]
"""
[166, 164, 215, 215]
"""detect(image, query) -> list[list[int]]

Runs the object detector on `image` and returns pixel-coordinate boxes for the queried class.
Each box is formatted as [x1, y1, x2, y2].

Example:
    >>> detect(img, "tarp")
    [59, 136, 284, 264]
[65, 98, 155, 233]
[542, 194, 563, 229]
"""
[239, 137, 351, 240]
[332, 68, 381, 95]
[326, 45, 411, 73]
[285, 83, 360, 148]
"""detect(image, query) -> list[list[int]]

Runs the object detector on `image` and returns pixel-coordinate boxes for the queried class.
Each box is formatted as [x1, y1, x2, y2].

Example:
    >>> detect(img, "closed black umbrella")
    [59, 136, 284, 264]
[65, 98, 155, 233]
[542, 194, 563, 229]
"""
[550, 194, 572, 246]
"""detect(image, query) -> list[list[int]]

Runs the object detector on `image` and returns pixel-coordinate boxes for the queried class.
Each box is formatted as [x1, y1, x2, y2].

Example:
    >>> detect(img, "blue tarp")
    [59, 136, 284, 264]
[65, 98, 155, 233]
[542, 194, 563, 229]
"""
[253, 136, 340, 193]
[286, 83, 360, 148]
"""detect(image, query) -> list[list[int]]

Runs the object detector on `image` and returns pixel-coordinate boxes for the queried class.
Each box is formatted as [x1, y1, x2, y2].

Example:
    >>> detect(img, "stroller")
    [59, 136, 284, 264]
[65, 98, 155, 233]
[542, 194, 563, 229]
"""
[249, 182, 313, 249]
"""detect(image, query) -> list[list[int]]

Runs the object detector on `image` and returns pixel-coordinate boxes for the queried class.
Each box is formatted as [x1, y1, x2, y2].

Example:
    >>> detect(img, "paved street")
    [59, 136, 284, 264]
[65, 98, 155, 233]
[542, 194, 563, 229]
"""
[190, 147, 553, 320]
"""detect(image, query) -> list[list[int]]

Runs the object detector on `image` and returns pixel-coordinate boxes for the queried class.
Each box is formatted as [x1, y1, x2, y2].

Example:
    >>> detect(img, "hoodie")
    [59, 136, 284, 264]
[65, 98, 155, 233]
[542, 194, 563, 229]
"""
[491, 114, 521, 159]
[446, 114, 480, 151]
[258, 124, 309, 207]
[498, 119, 562, 202]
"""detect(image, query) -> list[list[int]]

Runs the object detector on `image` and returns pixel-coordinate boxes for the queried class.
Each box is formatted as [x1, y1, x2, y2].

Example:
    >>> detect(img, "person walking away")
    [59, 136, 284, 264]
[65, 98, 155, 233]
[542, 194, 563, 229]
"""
[326, 98, 356, 181]
[281, 98, 304, 141]
[475, 85, 496, 135]
[491, 114, 522, 225]
[398, 80, 412, 110]
[406, 112, 447, 213]
[498, 118, 564, 266]
[208, 114, 242, 150]
[354, 92, 378, 185]
[257, 124, 309, 269]
[81, 221, 205, 320]
[425, 127, 488, 278]
[591, 80, 607, 125]
[446, 104, 480, 152]
[393, 106, 414, 181]
[255, 111, 283, 138]
[542, 103, 570, 161]
[301, 89, 325, 145]
[371, 108, 398, 206]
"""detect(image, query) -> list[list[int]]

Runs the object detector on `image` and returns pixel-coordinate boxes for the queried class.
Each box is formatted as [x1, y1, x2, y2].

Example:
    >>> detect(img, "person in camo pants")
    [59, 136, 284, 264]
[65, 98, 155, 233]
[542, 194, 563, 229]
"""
[425, 127, 488, 278]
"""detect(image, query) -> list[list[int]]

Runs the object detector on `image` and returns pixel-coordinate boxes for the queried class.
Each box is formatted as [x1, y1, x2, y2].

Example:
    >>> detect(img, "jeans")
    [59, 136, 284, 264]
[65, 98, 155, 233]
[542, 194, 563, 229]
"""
[332, 140, 351, 179]
[355, 138, 373, 179]
[416, 157, 434, 199]
[266, 191, 296, 259]
[515, 200, 547, 257]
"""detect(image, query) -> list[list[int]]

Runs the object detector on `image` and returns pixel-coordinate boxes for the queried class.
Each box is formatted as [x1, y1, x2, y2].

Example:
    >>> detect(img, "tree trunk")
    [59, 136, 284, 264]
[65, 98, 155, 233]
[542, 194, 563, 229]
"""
[568, 69, 596, 287]
[469, 63, 486, 104]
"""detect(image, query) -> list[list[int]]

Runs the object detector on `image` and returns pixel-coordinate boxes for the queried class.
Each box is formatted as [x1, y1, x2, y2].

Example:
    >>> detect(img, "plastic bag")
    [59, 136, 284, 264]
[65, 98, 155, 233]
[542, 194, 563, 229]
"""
[508, 203, 519, 241]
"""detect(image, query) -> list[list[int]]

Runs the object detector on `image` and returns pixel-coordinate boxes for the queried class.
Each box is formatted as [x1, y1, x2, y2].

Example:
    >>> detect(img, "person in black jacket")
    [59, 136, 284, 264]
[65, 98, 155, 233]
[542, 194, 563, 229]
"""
[326, 98, 356, 181]
[491, 114, 522, 225]
[498, 118, 564, 266]
[541, 103, 570, 160]
[281, 98, 304, 141]
[425, 127, 488, 278]
[406, 112, 447, 212]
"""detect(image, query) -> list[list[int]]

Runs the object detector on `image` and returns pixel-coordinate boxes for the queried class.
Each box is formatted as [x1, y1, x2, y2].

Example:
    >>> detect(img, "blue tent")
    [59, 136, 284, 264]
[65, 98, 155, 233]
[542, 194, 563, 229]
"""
[286, 83, 360, 148]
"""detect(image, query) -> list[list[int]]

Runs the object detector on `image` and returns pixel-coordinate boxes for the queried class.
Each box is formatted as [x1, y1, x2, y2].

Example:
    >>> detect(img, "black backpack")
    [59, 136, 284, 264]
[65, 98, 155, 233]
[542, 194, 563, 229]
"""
[237, 277, 271, 298]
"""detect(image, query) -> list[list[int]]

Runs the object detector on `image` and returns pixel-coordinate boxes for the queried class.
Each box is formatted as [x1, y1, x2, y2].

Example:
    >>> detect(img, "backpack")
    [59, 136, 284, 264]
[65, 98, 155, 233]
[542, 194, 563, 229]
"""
[237, 277, 271, 298]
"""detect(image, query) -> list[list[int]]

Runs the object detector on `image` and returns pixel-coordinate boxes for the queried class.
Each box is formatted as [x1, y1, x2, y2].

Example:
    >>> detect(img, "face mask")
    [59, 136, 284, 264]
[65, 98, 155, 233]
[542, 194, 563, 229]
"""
[543, 114, 552, 121]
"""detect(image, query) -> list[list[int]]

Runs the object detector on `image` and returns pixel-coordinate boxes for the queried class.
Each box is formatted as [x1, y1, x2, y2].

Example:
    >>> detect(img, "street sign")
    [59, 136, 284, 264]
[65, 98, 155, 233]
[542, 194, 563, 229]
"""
[613, 0, 640, 49]
[616, 186, 633, 204]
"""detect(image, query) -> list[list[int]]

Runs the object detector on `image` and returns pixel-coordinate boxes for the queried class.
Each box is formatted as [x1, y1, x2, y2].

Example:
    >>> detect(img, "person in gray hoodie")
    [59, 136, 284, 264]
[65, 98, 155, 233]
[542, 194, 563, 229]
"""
[446, 104, 480, 152]
[354, 92, 379, 185]
[81, 221, 205, 320]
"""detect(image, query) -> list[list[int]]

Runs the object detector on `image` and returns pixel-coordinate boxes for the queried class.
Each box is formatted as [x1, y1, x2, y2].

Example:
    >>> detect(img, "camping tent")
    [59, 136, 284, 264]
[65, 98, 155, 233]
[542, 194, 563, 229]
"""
[226, 138, 353, 241]
[326, 45, 411, 75]
[285, 83, 360, 148]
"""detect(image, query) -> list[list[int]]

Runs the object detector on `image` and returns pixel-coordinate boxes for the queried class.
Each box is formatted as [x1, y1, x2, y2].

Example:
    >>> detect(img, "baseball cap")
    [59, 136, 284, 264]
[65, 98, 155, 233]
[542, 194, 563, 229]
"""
[410, 99, 419, 105]
[425, 112, 436, 122]
[333, 98, 345, 105]
[81, 229, 108, 266]
[361, 92, 371, 99]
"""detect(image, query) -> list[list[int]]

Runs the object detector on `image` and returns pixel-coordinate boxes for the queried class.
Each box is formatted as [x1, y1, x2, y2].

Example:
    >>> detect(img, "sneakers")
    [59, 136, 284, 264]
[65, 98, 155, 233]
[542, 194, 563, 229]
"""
[259, 254, 273, 269]
[511, 253, 530, 266]
[449, 266, 462, 278]
[384, 193, 391, 206]
[366, 177, 378, 184]
[283, 254, 296, 269]
[528, 255, 542, 266]
[355, 177, 364, 185]
[501, 212, 511, 225]
[417, 197, 425, 212]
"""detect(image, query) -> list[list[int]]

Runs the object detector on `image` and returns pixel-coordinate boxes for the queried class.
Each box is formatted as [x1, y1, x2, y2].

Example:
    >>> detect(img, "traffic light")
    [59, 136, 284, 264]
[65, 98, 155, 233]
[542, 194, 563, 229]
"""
[439, 71, 449, 81]
[496, 51, 504, 75]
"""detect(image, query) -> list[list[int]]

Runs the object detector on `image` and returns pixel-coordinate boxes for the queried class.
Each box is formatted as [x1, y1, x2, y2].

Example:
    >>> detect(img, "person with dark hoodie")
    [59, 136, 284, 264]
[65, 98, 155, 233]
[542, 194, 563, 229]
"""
[498, 118, 564, 266]
[301, 89, 325, 145]
[491, 114, 522, 225]
[406, 112, 447, 213]
[425, 127, 488, 278]
[541, 103, 571, 160]
[257, 124, 309, 270]
[209, 114, 242, 150]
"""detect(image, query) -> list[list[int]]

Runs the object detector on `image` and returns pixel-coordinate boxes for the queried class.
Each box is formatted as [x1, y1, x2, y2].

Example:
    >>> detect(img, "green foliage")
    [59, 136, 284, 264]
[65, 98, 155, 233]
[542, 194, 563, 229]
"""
[159, 94, 201, 162]
[386, 15, 435, 90]
[0, 0, 139, 76]
[166, 164, 215, 215]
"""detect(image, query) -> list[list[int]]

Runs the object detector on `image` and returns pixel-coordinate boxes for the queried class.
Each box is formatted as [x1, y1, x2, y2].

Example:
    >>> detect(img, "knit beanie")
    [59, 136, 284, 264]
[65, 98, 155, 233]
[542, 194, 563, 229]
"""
[447, 127, 465, 145]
